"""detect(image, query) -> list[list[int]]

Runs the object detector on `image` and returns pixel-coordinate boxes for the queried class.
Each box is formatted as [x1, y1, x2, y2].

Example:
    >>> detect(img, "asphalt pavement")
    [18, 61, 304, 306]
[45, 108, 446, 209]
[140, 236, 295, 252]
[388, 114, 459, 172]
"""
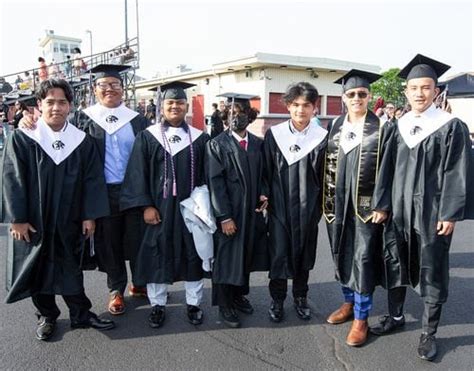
[0, 220, 473, 370]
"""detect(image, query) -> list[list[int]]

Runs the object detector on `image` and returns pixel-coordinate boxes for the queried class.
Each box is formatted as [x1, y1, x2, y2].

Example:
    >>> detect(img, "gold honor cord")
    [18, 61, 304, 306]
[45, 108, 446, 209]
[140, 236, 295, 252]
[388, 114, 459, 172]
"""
[323, 117, 344, 223]
[323, 112, 382, 224]
[355, 111, 382, 222]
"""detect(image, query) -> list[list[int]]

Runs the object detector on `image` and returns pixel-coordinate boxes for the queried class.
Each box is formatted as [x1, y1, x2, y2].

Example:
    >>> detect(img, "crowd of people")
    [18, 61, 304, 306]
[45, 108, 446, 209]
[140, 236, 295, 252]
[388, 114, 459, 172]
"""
[0, 54, 473, 364]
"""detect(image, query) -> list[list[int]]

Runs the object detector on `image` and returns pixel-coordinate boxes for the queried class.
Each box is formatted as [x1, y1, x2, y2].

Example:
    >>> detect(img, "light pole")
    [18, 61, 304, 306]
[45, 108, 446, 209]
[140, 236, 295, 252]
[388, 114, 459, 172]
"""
[85, 30, 93, 57]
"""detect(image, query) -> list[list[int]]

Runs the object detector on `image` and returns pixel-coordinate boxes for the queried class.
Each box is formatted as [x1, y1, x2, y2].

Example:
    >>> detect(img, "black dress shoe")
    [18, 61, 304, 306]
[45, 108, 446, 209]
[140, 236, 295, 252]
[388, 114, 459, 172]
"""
[148, 305, 166, 328]
[232, 295, 254, 314]
[187, 305, 203, 325]
[370, 315, 405, 336]
[268, 300, 284, 323]
[418, 333, 437, 361]
[71, 313, 115, 331]
[36, 316, 56, 341]
[219, 306, 241, 328]
[294, 297, 311, 320]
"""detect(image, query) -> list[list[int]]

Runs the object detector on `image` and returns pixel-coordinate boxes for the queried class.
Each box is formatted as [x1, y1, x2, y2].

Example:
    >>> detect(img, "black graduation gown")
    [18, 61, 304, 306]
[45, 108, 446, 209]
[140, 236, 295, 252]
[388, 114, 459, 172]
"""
[1, 131, 109, 303]
[373, 118, 471, 304]
[120, 127, 210, 285]
[263, 128, 327, 280]
[74, 110, 149, 265]
[464, 146, 474, 219]
[325, 114, 394, 295]
[205, 130, 269, 286]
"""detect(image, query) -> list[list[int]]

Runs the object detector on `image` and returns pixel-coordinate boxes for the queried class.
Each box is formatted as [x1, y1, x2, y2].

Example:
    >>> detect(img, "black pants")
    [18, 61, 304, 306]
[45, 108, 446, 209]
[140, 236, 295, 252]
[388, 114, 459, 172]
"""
[32, 291, 92, 323]
[388, 287, 443, 336]
[212, 275, 250, 307]
[269, 270, 310, 302]
[95, 184, 143, 294]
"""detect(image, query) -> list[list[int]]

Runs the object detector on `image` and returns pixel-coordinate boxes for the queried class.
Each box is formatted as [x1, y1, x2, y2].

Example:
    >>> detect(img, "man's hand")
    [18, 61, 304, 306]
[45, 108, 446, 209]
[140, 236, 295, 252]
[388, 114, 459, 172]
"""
[437, 221, 455, 236]
[255, 195, 269, 213]
[19, 110, 38, 130]
[221, 219, 237, 236]
[144, 207, 161, 225]
[10, 223, 37, 242]
[82, 220, 95, 238]
[372, 210, 388, 224]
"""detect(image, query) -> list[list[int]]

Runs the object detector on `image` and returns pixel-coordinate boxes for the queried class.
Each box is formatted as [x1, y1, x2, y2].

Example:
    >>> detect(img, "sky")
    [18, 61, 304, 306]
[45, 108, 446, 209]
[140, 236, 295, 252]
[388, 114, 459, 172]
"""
[1, 0, 473, 81]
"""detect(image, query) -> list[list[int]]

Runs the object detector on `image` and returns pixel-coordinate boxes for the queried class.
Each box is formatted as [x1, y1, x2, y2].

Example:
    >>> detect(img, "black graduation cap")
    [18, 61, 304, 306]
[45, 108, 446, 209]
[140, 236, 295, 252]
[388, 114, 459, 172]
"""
[398, 54, 450, 82]
[334, 69, 381, 92]
[89, 64, 130, 81]
[150, 81, 196, 100]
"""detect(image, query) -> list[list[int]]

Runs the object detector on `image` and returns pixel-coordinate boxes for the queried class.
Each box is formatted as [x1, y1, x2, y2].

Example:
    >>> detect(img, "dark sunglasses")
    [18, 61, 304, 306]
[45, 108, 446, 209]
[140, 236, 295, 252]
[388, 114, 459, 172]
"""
[345, 91, 368, 99]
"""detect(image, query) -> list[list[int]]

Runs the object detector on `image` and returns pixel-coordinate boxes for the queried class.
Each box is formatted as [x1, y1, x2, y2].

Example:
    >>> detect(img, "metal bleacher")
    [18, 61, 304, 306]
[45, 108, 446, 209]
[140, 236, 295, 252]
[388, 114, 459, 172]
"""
[0, 37, 140, 110]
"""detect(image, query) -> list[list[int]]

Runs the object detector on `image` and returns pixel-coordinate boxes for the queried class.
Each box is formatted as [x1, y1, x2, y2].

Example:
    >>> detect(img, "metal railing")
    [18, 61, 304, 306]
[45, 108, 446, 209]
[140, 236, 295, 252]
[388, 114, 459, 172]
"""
[0, 37, 139, 107]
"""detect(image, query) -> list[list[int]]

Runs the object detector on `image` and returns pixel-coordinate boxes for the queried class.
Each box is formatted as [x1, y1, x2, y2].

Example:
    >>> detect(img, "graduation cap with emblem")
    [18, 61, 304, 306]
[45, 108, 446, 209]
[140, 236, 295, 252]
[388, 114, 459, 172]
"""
[334, 69, 382, 92]
[149, 81, 196, 100]
[148, 81, 196, 124]
[398, 54, 450, 83]
[89, 64, 131, 82]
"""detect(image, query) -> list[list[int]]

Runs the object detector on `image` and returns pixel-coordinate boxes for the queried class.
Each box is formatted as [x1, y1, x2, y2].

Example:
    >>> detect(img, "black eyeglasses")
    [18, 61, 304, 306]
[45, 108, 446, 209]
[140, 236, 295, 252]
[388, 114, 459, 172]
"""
[345, 91, 368, 99]
[96, 82, 122, 90]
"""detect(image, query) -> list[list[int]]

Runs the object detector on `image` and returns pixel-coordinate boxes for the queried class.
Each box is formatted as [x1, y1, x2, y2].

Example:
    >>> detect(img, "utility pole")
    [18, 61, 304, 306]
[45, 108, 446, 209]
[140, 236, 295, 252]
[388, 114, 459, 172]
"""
[125, 0, 129, 46]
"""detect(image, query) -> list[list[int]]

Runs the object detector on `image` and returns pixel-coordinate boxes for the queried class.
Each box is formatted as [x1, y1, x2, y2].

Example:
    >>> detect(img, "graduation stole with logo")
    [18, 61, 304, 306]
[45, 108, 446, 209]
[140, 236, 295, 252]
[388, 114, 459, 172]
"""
[323, 111, 382, 223]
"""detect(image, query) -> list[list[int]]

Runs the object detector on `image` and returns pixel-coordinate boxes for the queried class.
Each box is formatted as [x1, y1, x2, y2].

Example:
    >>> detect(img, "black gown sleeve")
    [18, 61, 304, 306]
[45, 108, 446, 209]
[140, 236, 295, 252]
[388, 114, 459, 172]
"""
[261, 130, 274, 199]
[205, 139, 233, 223]
[1, 133, 29, 223]
[80, 136, 110, 220]
[120, 131, 154, 211]
[372, 122, 397, 212]
[438, 120, 471, 221]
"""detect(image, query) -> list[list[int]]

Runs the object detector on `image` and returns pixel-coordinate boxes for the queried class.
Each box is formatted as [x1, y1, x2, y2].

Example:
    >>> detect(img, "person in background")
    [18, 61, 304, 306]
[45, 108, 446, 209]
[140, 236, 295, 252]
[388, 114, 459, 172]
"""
[209, 103, 224, 138]
[11, 100, 28, 129]
[38, 57, 49, 82]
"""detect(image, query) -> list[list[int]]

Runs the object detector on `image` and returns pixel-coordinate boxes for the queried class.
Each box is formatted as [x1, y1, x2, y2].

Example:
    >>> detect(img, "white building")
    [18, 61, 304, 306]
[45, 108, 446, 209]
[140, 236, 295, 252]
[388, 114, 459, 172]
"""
[39, 30, 82, 64]
[135, 52, 380, 137]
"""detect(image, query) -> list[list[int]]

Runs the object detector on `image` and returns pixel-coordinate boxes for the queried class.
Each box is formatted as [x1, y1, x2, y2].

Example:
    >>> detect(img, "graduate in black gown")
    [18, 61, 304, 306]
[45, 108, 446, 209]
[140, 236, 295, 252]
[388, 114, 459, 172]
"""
[263, 82, 328, 322]
[323, 70, 393, 346]
[206, 101, 269, 328]
[120, 81, 210, 328]
[370, 55, 472, 361]
[1, 79, 115, 341]
[79, 65, 149, 315]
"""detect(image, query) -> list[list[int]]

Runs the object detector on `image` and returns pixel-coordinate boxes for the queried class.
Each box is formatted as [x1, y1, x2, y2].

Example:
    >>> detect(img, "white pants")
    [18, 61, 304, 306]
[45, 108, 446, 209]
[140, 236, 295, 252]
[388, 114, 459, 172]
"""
[147, 280, 204, 306]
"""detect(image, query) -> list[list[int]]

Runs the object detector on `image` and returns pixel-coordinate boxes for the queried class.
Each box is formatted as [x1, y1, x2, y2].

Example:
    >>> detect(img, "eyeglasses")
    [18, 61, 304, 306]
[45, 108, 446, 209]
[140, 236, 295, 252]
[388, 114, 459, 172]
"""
[386, 106, 395, 110]
[96, 82, 122, 90]
[345, 91, 368, 99]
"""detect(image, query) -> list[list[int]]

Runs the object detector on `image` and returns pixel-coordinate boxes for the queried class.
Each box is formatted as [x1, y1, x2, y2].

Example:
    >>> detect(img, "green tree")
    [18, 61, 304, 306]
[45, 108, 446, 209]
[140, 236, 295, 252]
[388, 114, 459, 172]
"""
[370, 68, 406, 109]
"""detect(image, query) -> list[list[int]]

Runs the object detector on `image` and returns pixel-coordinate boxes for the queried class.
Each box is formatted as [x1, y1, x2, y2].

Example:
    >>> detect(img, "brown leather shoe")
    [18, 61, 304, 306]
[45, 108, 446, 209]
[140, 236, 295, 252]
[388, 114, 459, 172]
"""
[326, 302, 354, 324]
[128, 284, 147, 298]
[346, 319, 368, 347]
[108, 293, 125, 315]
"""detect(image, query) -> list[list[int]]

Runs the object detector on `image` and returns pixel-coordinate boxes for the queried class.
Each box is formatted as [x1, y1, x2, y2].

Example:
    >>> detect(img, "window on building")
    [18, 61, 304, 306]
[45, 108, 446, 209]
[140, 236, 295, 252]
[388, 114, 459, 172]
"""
[53, 43, 59, 53]
[70, 44, 78, 53]
[326, 96, 342, 116]
[269, 92, 322, 115]
[250, 98, 261, 112]
[60, 43, 69, 53]
[269, 93, 287, 114]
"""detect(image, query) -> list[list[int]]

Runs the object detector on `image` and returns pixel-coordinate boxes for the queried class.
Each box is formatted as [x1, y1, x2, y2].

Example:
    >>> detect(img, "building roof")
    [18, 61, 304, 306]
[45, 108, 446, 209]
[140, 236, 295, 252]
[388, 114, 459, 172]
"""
[39, 33, 82, 47]
[136, 52, 381, 90]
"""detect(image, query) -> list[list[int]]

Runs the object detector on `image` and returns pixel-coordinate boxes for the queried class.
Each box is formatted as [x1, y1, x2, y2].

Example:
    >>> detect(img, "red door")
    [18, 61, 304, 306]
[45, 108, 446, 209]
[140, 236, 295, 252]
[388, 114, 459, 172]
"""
[192, 95, 205, 130]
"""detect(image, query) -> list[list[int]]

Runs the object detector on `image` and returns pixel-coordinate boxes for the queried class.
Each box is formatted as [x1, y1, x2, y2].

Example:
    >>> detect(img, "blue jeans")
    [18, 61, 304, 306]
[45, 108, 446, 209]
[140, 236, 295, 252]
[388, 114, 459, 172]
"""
[342, 286, 372, 320]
